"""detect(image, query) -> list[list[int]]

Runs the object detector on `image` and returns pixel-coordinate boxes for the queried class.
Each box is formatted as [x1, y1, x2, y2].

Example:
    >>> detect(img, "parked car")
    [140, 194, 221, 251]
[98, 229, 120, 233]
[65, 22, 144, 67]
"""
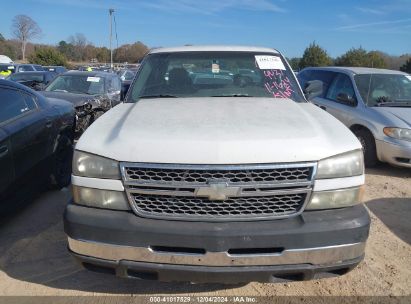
[298, 67, 411, 168]
[0, 79, 75, 213]
[7, 71, 57, 91]
[117, 69, 137, 99]
[40, 71, 122, 136]
[43, 66, 67, 74]
[65, 46, 370, 284]
[1, 63, 45, 76]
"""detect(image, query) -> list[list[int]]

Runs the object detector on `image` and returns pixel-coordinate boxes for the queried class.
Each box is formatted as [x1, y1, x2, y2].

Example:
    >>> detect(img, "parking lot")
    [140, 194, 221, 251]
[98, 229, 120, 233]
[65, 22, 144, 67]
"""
[0, 164, 409, 298]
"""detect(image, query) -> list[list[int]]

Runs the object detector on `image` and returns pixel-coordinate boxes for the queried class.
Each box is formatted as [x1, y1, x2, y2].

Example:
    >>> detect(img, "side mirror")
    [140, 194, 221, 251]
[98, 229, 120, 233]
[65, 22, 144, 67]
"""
[336, 92, 357, 106]
[303, 80, 323, 100]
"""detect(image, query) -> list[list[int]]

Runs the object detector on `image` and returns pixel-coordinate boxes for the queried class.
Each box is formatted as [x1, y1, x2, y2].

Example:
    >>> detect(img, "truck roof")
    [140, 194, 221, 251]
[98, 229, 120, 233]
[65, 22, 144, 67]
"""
[149, 45, 279, 54]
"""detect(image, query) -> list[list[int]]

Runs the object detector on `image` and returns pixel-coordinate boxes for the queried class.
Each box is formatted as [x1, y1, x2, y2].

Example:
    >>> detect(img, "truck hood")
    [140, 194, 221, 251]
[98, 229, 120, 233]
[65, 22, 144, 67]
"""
[373, 107, 411, 128]
[76, 98, 361, 164]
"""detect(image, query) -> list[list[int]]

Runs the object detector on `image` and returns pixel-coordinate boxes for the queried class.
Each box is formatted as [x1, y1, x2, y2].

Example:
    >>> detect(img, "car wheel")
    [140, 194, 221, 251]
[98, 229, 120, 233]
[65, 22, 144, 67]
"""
[353, 129, 378, 167]
[50, 134, 74, 189]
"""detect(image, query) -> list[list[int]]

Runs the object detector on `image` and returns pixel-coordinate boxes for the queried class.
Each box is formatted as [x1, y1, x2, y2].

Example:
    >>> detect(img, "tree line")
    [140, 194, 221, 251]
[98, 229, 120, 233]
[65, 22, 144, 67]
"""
[288, 42, 411, 73]
[0, 14, 149, 67]
[1, 15, 410, 73]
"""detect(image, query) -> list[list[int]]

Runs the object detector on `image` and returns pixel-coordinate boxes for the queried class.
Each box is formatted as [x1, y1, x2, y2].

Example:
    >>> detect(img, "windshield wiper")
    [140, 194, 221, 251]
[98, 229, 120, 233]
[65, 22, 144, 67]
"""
[53, 89, 68, 93]
[375, 101, 411, 107]
[138, 94, 178, 99]
[211, 94, 254, 97]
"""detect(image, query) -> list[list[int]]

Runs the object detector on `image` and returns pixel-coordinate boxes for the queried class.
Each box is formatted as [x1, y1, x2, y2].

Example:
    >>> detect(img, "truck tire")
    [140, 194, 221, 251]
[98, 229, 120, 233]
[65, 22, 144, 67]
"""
[353, 129, 378, 167]
[49, 134, 73, 189]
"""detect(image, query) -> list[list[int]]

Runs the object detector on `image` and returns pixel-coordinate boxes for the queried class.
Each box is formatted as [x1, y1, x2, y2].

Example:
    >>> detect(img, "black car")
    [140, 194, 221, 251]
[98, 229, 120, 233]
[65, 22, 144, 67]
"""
[0, 80, 75, 213]
[43, 66, 67, 74]
[7, 71, 57, 91]
[40, 71, 122, 136]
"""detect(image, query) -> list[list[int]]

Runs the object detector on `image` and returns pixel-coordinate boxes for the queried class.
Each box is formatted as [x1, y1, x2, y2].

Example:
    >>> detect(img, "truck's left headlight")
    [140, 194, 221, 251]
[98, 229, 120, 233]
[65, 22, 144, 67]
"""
[73, 151, 120, 179]
[383, 127, 411, 142]
[316, 150, 364, 179]
[306, 186, 364, 210]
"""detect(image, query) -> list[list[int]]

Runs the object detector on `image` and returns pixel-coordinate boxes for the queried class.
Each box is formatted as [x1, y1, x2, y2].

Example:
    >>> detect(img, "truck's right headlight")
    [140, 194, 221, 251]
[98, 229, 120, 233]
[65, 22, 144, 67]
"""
[73, 151, 120, 179]
[72, 185, 130, 210]
[316, 150, 364, 179]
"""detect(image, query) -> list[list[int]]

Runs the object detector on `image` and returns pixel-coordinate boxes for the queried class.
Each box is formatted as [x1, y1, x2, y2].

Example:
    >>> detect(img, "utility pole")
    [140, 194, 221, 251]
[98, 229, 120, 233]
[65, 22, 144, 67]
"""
[109, 8, 114, 69]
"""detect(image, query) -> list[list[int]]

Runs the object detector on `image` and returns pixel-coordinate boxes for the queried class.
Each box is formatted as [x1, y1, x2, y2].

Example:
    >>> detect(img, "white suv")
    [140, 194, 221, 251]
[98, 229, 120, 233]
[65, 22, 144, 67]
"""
[65, 46, 370, 283]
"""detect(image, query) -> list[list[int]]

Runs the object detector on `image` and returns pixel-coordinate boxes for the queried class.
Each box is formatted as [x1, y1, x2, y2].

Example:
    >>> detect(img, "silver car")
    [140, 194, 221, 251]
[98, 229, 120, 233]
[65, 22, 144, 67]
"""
[298, 67, 411, 168]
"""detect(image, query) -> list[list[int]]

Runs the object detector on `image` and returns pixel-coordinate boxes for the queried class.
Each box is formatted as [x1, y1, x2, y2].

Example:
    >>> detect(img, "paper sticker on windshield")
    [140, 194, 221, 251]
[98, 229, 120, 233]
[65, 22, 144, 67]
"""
[8, 66, 14, 69]
[255, 56, 285, 70]
[87, 76, 100, 82]
[212, 63, 220, 73]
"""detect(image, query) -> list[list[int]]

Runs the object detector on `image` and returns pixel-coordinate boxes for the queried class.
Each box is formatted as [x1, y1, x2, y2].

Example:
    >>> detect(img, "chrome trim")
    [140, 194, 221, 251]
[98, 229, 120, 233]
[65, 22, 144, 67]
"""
[68, 237, 365, 267]
[120, 162, 317, 221]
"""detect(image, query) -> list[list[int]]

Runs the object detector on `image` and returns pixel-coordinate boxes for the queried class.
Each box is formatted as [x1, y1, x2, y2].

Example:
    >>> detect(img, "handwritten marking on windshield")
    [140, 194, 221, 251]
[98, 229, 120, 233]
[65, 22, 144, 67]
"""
[263, 69, 294, 98]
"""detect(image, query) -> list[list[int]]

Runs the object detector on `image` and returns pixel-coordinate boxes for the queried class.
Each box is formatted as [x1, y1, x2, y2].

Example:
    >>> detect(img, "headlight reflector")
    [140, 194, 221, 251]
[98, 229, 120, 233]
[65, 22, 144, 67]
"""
[316, 150, 364, 179]
[306, 186, 364, 210]
[73, 151, 120, 179]
[72, 185, 130, 210]
[383, 127, 411, 142]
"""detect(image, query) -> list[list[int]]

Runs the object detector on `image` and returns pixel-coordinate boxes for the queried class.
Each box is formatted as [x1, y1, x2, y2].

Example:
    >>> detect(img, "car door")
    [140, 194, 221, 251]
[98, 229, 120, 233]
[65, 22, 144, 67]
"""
[315, 73, 359, 127]
[0, 86, 52, 183]
[0, 127, 13, 194]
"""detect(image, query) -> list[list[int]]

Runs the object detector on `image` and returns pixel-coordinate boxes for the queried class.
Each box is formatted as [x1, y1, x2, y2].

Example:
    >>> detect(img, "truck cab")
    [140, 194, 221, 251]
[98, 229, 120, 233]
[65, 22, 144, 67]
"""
[65, 46, 370, 283]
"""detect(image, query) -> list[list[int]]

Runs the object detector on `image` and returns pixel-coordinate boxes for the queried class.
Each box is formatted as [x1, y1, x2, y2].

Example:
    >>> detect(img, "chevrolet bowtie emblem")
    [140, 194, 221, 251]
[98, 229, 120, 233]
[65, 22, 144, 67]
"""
[196, 182, 240, 201]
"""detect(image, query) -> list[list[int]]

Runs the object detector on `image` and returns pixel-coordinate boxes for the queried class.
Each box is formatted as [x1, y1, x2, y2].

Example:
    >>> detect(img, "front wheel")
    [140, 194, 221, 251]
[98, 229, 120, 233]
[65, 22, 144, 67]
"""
[49, 134, 74, 189]
[353, 129, 378, 167]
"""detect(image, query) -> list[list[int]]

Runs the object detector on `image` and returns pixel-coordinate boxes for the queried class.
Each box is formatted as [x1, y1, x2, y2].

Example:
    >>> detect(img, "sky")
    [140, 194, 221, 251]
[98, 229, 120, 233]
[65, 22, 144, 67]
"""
[0, 0, 410, 58]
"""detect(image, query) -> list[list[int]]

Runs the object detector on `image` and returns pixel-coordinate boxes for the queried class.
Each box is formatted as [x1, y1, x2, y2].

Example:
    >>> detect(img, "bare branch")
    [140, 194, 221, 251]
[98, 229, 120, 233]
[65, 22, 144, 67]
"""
[11, 14, 42, 60]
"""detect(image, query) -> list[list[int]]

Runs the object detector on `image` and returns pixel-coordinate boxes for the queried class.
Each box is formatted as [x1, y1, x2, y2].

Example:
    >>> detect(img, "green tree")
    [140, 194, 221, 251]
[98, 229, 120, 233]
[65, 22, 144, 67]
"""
[400, 58, 411, 73]
[299, 42, 332, 69]
[28, 47, 68, 66]
[335, 47, 385, 68]
[57, 40, 76, 60]
[287, 57, 301, 71]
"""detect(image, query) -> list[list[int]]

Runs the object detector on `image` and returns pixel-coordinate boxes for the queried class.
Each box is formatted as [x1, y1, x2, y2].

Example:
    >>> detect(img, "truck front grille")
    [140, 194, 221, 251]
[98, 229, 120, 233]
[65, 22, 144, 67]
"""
[121, 163, 316, 221]
[124, 166, 312, 184]
[131, 193, 307, 219]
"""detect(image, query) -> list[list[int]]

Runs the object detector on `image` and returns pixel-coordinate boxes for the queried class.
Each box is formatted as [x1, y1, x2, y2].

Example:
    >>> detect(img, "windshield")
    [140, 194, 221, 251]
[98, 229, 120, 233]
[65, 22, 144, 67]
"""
[355, 74, 411, 107]
[128, 51, 304, 102]
[45, 75, 105, 95]
[9, 73, 44, 82]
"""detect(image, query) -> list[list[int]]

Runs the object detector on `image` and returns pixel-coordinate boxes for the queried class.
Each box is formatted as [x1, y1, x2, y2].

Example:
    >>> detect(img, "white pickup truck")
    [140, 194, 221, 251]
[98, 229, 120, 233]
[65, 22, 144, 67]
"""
[65, 46, 370, 283]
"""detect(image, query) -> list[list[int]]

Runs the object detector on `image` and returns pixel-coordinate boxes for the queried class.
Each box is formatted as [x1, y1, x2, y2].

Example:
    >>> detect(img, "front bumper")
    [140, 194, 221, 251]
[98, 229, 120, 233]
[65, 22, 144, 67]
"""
[376, 139, 411, 168]
[64, 203, 370, 283]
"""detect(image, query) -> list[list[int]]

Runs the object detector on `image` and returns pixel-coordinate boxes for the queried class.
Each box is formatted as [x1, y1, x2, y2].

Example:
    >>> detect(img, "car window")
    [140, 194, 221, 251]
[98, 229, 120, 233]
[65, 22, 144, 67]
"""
[130, 51, 305, 102]
[46, 75, 105, 95]
[0, 88, 37, 124]
[326, 73, 356, 102]
[355, 74, 411, 106]
[112, 76, 121, 91]
[18, 65, 35, 72]
[124, 71, 135, 81]
[298, 70, 336, 97]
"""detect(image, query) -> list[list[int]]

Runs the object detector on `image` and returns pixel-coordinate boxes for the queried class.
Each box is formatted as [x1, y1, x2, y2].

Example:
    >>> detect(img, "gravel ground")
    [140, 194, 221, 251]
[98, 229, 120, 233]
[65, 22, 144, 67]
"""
[0, 164, 410, 300]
